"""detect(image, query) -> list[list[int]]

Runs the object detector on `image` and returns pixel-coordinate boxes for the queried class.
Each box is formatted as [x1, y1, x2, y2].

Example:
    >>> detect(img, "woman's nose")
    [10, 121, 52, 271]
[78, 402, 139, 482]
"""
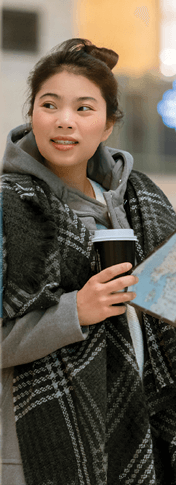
[56, 109, 75, 129]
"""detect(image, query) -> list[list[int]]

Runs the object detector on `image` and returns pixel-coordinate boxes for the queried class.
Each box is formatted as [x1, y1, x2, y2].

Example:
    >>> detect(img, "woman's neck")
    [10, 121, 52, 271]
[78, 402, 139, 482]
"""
[45, 161, 96, 198]
[64, 176, 96, 199]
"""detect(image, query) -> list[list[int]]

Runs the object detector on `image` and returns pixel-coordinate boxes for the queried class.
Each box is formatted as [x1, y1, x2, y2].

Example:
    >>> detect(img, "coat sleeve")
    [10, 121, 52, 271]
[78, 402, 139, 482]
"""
[2, 291, 89, 368]
[2, 176, 93, 368]
[2, 231, 89, 367]
[2, 213, 89, 369]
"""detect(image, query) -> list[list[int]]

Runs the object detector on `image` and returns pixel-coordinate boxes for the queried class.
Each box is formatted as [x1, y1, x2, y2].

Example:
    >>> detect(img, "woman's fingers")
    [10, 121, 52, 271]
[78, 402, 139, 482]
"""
[77, 262, 139, 326]
[96, 262, 133, 283]
[109, 304, 127, 317]
[107, 274, 138, 293]
[108, 290, 137, 306]
[96, 262, 139, 292]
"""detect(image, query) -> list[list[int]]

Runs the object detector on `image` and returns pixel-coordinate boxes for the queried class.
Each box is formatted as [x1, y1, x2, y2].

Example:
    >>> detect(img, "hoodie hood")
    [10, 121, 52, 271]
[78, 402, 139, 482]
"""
[2, 124, 134, 228]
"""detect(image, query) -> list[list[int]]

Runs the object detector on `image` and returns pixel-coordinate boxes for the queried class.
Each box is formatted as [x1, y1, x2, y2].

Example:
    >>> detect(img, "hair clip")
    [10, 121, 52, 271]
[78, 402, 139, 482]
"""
[69, 44, 84, 53]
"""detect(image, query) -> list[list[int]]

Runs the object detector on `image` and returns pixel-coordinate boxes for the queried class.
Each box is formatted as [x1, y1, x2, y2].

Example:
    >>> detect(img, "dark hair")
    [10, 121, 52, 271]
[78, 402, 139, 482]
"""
[26, 38, 123, 124]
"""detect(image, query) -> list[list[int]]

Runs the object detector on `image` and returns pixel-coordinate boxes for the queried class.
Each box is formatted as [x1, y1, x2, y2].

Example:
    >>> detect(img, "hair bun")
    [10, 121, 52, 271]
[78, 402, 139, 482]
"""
[85, 44, 119, 70]
[67, 39, 119, 70]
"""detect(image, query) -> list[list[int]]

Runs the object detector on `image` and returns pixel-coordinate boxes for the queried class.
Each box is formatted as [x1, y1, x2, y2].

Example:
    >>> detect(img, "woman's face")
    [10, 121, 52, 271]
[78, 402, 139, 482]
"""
[32, 70, 113, 175]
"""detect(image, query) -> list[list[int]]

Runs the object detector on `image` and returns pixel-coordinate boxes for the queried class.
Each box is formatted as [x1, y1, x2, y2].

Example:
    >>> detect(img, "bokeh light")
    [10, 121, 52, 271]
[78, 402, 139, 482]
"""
[160, 2, 176, 77]
[157, 80, 176, 130]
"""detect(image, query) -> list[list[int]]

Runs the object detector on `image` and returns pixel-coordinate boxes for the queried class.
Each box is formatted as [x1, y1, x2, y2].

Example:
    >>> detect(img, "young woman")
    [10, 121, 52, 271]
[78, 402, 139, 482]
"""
[2, 38, 176, 485]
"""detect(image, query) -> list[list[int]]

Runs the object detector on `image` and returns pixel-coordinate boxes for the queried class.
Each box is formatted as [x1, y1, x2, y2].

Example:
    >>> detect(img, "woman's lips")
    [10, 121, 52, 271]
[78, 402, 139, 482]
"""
[51, 138, 78, 151]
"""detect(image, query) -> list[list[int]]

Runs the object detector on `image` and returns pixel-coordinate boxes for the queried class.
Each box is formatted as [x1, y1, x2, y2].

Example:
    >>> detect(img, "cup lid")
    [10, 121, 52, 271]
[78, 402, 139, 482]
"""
[92, 229, 137, 242]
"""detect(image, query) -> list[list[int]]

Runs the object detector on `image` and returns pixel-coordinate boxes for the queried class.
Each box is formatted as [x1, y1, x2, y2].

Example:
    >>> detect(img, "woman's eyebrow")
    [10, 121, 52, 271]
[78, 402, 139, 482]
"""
[39, 92, 60, 100]
[39, 93, 97, 102]
[76, 96, 97, 102]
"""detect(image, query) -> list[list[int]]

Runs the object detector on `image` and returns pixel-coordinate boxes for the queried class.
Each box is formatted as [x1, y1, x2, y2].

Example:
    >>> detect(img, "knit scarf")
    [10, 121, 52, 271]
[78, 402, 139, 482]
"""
[2, 171, 176, 485]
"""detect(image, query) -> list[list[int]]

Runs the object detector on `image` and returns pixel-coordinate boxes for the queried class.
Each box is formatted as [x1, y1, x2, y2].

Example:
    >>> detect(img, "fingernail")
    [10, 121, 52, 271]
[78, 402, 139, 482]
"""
[127, 262, 132, 269]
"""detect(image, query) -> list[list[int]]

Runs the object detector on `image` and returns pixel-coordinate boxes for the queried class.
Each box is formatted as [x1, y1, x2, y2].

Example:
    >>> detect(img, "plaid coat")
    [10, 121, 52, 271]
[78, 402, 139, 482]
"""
[2, 170, 176, 485]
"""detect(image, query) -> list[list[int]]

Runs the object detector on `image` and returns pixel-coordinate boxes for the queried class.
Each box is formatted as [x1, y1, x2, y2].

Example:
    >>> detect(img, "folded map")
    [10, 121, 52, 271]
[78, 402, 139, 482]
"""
[129, 230, 176, 326]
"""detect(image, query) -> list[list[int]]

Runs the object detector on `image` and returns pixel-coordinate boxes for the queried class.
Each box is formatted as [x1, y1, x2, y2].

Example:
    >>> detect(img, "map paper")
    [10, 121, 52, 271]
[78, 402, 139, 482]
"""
[129, 231, 176, 326]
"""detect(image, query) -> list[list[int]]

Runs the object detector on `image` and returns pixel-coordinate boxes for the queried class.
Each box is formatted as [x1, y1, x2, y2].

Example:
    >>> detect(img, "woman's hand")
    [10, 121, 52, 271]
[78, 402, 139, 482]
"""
[77, 262, 138, 326]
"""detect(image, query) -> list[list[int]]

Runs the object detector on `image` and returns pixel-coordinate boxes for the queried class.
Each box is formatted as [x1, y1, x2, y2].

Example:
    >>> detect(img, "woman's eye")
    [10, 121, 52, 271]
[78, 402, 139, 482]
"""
[43, 103, 56, 109]
[78, 106, 92, 112]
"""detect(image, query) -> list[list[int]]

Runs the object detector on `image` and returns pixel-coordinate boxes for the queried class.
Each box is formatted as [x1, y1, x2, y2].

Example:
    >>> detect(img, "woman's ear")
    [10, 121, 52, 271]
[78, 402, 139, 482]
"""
[101, 120, 114, 142]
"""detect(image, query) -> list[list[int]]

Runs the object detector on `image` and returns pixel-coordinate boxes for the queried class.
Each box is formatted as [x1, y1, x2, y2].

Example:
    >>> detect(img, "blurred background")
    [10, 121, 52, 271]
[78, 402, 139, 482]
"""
[1, 0, 176, 209]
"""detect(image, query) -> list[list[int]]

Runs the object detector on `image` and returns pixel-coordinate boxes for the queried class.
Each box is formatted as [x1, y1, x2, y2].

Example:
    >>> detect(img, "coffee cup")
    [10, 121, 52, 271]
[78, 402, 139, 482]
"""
[92, 229, 137, 300]
[92, 229, 137, 271]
